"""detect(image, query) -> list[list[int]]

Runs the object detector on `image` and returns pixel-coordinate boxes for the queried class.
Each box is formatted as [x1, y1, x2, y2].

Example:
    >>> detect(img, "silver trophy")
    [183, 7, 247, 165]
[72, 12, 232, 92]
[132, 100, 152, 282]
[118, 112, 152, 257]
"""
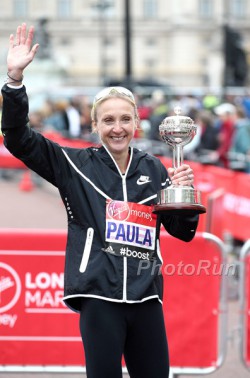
[153, 107, 206, 215]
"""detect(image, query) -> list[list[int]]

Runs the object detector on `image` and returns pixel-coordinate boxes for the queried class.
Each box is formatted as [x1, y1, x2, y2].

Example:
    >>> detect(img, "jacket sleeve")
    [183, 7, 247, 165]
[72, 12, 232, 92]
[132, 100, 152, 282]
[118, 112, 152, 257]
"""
[157, 160, 199, 242]
[161, 213, 199, 242]
[1, 84, 67, 187]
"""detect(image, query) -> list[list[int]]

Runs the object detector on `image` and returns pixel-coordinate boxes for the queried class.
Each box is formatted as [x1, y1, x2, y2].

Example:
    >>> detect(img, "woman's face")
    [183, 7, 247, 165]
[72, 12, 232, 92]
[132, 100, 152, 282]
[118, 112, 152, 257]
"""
[93, 97, 138, 157]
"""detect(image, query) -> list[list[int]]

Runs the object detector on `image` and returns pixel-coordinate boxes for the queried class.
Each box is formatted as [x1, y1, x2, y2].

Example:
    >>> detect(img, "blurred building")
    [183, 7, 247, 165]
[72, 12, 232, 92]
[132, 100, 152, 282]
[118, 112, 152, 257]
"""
[0, 0, 249, 91]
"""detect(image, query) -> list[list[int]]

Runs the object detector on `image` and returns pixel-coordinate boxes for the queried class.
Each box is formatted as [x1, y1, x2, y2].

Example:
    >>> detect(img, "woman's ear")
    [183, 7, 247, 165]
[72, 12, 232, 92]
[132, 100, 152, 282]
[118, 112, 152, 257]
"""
[91, 121, 98, 134]
[134, 119, 139, 131]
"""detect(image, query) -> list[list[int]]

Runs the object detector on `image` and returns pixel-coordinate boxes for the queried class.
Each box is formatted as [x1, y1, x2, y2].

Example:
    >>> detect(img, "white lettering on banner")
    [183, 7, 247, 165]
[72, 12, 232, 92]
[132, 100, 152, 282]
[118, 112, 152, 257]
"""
[106, 221, 155, 250]
[25, 272, 65, 309]
[25, 290, 64, 307]
[0, 313, 17, 328]
[223, 193, 250, 217]
[25, 272, 64, 289]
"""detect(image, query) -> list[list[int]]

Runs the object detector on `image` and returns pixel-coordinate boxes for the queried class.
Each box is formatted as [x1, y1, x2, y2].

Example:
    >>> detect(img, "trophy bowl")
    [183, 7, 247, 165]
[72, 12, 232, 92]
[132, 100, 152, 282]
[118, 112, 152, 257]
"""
[153, 107, 206, 215]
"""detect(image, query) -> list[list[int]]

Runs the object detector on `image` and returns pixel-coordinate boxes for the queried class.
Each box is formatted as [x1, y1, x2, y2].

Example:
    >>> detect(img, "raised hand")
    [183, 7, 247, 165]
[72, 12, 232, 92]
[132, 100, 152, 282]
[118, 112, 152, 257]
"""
[7, 23, 39, 85]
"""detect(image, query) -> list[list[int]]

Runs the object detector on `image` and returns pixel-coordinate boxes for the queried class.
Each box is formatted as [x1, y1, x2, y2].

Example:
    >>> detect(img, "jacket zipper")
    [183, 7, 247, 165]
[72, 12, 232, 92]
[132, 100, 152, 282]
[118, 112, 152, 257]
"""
[79, 228, 94, 273]
[101, 145, 133, 302]
[122, 175, 128, 301]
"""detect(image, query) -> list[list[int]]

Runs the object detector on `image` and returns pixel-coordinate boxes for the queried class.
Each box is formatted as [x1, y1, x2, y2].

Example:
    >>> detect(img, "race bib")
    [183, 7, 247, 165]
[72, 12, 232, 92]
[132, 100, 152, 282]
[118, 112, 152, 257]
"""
[103, 200, 157, 261]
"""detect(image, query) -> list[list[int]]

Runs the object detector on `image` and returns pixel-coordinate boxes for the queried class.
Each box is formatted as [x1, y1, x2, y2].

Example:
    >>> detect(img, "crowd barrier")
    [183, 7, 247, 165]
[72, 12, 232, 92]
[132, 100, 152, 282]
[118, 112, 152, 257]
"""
[240, 239, 250, 371]
[1, 135, 250, 241]
[0, 133, 92, 170]
[0, 133, 94, 191]
[0, 136, 26, 169]
[0, 228, 227, 376]
[161, 230, 227, 376]
[160, 157, 250, 242]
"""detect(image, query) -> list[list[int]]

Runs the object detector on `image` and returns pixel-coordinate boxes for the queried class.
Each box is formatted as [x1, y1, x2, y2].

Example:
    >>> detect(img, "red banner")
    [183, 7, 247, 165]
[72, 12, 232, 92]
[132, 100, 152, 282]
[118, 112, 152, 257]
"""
[0, 136, 26, 169]
[241, 242, 250, 370]
[0, 229, 226, 373]
[246, 253, 250, 368]
[161, 230, 225, 369]
[222, 172, 250, 241]
[0, 230, 84, 366]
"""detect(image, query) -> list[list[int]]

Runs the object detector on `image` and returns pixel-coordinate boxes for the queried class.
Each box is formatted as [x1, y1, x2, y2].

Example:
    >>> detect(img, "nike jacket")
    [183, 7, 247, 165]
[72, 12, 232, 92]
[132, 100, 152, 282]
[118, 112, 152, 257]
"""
[1, 84, 199, 312]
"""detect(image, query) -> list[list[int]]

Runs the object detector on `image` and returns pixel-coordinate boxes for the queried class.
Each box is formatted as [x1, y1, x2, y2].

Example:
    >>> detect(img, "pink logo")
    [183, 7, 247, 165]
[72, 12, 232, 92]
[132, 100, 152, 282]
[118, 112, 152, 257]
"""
[107, 201, 130, 221]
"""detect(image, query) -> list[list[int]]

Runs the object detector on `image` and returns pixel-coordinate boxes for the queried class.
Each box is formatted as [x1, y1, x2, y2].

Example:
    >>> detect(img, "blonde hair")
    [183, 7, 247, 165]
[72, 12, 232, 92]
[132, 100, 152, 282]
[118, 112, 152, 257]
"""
[91, 87, 139, 123]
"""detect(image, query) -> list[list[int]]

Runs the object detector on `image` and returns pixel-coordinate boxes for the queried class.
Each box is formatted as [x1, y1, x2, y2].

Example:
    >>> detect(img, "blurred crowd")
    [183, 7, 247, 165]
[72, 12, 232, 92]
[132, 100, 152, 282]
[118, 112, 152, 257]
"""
[138, 89, 250, 173]
[1, 88, 250, 173]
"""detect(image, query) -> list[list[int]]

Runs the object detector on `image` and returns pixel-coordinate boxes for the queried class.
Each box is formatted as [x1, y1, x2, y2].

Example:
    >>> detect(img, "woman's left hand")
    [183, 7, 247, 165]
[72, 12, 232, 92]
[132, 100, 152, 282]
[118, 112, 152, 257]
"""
[7, 23, 39, 80]
[167, 164, 194, 186]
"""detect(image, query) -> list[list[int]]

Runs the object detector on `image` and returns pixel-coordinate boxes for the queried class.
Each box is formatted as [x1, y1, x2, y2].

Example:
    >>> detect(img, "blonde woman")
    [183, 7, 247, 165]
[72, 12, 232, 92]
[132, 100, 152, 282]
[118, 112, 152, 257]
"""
[2, 23, 198, 378]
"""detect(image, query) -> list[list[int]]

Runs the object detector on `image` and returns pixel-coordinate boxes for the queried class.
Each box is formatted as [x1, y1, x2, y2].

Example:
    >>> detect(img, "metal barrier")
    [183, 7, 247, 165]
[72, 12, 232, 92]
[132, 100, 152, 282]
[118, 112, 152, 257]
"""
[240, 239, 250, 371]
[0, 229, 227, 375]
[161, 231, 227, 376]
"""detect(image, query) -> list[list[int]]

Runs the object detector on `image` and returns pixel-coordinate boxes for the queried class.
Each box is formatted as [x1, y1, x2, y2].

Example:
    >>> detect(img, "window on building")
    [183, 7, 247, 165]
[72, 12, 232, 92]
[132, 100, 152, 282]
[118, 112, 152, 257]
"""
[145, 38, 157, 47]
[13, 0, 28, 18]
[60, 37, 72, 46]
[57, 0, 71, 19]
[91, 1, 115, 19]
[145, 58, 156, 70]
[103, 37, 114, 47]
[199, 0, 213, 18]
[143, 0, 158, 19]
[230, 0, 246, 18]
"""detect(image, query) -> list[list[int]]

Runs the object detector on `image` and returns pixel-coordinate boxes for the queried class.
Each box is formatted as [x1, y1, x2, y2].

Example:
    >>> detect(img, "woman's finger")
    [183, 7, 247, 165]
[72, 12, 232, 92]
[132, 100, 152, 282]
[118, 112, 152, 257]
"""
[15, 25, 21, 45]
[20, 23, 27, 45]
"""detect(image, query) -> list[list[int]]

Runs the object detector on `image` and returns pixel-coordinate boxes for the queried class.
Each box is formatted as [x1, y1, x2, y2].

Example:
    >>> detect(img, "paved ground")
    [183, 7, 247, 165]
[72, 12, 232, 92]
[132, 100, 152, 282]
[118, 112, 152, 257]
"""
[0, 171, 249, 377]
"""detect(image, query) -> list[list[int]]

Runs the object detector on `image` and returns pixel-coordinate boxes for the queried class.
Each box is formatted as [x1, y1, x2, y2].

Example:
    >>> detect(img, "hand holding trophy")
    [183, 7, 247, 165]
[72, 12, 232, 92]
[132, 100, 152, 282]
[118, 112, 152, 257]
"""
[154, 107, 206, 215]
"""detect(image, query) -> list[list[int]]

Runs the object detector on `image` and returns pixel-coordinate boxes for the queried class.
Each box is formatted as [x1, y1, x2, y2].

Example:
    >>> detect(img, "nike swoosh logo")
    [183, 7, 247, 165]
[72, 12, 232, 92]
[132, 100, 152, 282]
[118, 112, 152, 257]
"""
[137, 179, 152, 185]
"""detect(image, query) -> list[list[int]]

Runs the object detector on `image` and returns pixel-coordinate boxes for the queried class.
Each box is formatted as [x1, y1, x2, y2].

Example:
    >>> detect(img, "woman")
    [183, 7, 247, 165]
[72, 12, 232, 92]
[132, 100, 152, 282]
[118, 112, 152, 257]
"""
[1, 24, 199, 378]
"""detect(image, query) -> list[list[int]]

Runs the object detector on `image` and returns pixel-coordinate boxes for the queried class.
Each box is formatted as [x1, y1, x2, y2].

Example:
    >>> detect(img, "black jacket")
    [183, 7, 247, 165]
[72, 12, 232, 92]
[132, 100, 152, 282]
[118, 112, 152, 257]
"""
[1, 84, 199, 312]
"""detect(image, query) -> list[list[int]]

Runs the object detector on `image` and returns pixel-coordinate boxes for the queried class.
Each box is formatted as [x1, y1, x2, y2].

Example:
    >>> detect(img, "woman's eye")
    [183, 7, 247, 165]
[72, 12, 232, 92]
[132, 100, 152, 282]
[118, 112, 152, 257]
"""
[122, 117, 131, 123]
[104, 118, 114, 125]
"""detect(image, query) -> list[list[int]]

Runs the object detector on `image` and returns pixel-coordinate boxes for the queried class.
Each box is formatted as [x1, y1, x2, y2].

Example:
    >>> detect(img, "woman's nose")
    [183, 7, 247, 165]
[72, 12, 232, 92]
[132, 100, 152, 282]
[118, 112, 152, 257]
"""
[113, 121, 122, 130]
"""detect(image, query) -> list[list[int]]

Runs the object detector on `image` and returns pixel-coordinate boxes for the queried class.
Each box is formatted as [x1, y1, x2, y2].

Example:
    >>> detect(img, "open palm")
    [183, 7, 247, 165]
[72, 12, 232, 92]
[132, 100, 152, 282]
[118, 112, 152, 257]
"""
[7, 23, 39, 75]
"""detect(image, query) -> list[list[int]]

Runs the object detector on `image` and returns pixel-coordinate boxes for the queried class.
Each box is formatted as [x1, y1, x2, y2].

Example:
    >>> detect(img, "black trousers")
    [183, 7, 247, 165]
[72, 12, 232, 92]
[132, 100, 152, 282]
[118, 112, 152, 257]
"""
[79, 298, 169, 378]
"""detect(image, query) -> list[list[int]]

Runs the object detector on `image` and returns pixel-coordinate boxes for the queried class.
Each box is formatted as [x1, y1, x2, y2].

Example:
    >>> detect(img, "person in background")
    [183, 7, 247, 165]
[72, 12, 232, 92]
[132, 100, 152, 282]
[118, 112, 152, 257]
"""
[229, 106, 250, 173]
[192, 110, 219, 163]
[1, 23, 199, 378]
[212, 103, 236, 168]
[148, 89, 169, 141]
[43, 98, 81, 139]
[202, 93, 220, 112]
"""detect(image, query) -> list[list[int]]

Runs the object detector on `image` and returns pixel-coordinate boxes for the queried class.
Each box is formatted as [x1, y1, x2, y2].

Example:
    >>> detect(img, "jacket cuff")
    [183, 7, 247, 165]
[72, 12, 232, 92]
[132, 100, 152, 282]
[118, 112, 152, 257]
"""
[1, 84, 29, 130]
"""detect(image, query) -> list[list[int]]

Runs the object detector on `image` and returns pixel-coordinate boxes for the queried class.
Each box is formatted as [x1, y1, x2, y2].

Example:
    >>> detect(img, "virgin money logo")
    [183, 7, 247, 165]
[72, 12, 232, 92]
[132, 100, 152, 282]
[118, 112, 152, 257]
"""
[0, 262, 21, 313]
[107, 201, 130, 221]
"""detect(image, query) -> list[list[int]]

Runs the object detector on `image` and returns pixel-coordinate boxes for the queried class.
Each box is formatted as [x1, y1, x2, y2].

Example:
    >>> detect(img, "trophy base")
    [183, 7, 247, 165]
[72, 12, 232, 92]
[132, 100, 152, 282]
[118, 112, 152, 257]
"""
[153, 186, 206, 215]
[153, 203, 206, 215]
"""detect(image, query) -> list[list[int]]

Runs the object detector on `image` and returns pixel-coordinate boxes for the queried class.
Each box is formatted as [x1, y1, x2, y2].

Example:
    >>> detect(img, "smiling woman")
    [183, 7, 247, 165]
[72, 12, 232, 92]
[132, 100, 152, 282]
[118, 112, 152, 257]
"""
[1, 23, 199, 378]
[92, 95, 139, 172]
